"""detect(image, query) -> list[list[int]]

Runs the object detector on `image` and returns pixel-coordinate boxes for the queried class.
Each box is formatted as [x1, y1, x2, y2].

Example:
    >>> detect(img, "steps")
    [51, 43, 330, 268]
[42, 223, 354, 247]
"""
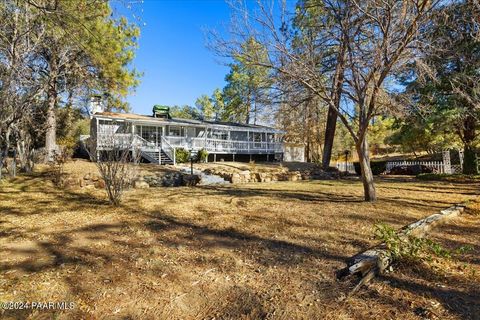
[160, 150, 174, 164]
[141, 150, 174, 165]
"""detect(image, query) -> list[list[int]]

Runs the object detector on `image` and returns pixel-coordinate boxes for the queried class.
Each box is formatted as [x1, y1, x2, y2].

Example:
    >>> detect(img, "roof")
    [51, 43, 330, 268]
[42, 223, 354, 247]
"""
[93, 112, 283, 133]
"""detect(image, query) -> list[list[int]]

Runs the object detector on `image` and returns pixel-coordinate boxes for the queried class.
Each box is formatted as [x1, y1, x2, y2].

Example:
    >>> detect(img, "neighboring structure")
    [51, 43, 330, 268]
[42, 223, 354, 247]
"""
[89, 110, 284, 164]
[283, 143, 305, 162]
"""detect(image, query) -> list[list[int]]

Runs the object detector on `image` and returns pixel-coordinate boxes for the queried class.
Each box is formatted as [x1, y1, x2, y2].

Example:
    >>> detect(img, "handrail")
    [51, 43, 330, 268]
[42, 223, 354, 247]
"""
[164, 136, 282, 153]
[133, 134, 157, 149]
[161, 136, 176, 165]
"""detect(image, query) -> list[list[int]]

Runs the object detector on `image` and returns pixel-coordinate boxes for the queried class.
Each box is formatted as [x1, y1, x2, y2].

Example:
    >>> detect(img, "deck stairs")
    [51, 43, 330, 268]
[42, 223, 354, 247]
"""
[140, 149, 174, 165]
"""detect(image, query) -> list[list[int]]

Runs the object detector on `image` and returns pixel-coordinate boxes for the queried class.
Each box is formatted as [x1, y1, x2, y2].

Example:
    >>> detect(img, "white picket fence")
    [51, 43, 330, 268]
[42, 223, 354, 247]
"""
[386, 161, 448, 174]
[335, 160, 462, 175]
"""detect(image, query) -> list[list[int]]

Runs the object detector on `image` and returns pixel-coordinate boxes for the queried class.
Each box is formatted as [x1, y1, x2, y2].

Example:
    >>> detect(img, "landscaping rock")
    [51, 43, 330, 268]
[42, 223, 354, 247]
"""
[134, 180, 150, 189]
[94, 179, 106, 189]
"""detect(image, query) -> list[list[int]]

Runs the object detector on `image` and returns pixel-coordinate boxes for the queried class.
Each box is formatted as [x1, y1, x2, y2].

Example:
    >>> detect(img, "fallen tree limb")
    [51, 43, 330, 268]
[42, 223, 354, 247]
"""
[336, 203, 467, 294]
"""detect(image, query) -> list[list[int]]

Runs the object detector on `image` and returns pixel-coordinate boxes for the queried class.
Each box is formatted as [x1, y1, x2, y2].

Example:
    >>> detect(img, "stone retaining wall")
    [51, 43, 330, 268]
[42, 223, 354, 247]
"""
[203, 167, 339, 184]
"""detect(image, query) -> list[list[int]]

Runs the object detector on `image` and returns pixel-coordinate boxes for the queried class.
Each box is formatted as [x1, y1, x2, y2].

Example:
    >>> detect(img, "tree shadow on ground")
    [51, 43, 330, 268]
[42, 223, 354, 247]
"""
[379, 262, 480, 319]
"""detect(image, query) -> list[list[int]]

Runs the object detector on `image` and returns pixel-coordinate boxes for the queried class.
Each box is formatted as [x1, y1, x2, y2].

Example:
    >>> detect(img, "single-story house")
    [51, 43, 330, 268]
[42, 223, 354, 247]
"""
[88, 109, 285, 164]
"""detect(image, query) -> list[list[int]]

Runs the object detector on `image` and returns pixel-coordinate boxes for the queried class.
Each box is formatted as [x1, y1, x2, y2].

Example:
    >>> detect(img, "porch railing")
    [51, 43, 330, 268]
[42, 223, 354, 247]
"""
[177, 137, 282, 153]
[161, 136, 176, 165]
[97, 133, 282, 155]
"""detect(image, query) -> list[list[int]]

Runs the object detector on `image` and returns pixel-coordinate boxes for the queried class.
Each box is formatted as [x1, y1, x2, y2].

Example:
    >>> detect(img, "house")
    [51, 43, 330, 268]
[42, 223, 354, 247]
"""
[89, 108, 284, 164]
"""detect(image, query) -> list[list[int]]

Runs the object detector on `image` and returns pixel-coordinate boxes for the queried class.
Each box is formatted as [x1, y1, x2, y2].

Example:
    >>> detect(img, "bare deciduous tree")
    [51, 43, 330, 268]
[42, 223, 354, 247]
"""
[87, 133, 140, 206]
[211, 0, 437, 201]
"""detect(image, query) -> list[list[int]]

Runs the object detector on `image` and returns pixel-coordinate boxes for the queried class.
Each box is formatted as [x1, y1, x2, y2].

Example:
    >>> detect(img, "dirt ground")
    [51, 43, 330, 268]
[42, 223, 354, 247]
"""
[0, 162, 479, 319]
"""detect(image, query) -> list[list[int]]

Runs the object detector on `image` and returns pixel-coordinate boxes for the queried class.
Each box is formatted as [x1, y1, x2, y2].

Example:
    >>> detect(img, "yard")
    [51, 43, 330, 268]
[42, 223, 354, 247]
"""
[0, 163, 479, 319]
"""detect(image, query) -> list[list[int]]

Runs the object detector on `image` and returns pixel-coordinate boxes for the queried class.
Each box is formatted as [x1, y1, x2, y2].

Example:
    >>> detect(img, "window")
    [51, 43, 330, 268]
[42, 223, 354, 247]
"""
[169, 126, 183, 136]
[140, 126, 158, 144]
[212, 130, 228, 140]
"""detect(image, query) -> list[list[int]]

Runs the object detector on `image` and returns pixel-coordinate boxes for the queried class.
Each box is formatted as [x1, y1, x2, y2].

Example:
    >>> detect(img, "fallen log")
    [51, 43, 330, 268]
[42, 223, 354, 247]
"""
[336, 203, 467, 294]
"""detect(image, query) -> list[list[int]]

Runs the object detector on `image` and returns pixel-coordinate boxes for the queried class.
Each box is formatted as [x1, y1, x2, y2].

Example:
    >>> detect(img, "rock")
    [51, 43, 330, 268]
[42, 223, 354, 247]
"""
[183, 174, 201, 186]
[83, 173, 91, 180]
[94, 179, 106, 189]
[66, 178, 79, 188]
[231, 173, 241, 184]
[134, 180, 150, 189]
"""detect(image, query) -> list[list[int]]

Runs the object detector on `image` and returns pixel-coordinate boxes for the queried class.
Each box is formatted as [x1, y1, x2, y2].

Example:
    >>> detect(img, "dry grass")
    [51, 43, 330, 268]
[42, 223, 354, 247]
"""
[0, 162, 479, 319]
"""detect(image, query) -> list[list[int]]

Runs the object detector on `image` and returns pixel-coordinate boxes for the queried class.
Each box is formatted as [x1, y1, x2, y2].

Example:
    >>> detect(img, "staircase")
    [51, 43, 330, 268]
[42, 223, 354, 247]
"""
[141, 149, 174, 165]
[160, 150, 174, 164]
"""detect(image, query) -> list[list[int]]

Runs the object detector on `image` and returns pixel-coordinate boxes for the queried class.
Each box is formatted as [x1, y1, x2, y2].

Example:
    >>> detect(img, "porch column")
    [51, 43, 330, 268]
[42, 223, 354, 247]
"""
[204, 126, 207, 150]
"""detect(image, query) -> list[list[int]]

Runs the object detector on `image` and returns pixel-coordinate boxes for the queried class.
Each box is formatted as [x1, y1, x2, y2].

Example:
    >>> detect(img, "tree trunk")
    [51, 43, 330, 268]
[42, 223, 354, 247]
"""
[322, 36, 346, 169]
[462, 115, 476, 174]
[356, 137, 376, 202]
[322, 106, 337, 169]
[17, 134, 34, 173]
[45, 82, 57, 162]
[45, 94, 57, 162]
[336, 203, 466, 294]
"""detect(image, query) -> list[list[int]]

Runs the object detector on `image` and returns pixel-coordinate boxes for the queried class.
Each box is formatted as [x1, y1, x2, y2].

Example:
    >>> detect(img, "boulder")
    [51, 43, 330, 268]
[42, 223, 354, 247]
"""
[183, 174, 201, 186]
[134, 180, 150, 189]
[231, 173, 241, 184]
[94, 179, 106, 189]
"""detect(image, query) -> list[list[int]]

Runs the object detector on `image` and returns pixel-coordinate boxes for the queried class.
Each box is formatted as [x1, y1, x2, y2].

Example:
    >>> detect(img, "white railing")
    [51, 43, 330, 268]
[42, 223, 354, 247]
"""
[97, 133, 135, 149]
[132, 134, 157, 151]
[166, 136, 282, 153]
[97, 133, 281, 158]
[161, 136, 176, 165]
[386, 161, 447, 173]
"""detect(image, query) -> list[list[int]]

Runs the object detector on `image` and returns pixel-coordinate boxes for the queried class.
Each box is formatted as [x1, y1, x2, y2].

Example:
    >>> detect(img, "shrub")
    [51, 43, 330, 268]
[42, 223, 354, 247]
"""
[175, 148, 190, 163]
[86, 135, 139, 206]
[197, 148, 208, 163]
[374, 223, 472, 262]
[353, 160, 387, 175]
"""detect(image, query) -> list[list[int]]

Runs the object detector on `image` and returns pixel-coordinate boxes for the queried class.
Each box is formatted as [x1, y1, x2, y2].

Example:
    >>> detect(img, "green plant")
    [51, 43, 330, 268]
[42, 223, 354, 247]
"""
[197, 148, 208, 163]
[175, 148, 190, 163]
[373, 223, 472, 262]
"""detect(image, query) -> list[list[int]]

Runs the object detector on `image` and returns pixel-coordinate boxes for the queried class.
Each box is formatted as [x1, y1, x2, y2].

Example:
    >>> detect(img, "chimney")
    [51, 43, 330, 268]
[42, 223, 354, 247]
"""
[89, 95, 104, 116]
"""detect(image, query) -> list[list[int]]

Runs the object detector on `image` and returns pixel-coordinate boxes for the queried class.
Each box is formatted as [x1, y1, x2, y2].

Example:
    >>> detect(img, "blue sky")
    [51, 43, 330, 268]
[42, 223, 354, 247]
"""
[125, 0, 232, 115]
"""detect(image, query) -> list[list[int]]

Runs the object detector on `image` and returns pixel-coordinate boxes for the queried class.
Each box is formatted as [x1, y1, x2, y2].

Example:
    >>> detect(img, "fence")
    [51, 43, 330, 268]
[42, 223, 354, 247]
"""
[386, 161, 448, 174]
[336, 160, 462, 175]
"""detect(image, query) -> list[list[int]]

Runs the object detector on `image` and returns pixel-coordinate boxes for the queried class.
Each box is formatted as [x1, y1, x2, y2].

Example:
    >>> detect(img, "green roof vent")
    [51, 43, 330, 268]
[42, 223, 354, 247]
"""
[153, 105, 171, 119]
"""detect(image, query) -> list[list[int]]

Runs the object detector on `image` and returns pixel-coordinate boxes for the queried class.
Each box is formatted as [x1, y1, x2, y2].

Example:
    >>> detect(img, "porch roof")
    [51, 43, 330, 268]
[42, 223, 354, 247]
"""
[93, 112, 284, 133]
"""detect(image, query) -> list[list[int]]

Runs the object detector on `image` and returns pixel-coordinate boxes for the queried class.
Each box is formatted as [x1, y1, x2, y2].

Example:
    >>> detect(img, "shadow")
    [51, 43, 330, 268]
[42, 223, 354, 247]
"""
[1, 172, 479, 319]
[382, 267, 480, 319]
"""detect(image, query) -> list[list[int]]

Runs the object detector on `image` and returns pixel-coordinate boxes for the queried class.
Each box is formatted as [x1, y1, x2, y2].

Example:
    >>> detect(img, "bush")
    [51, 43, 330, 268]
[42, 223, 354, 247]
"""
[197, 148, 208, 163]
[175, 148, 190, 163]
[374, 223, 472, 263]
[353, 160, 387, 175]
